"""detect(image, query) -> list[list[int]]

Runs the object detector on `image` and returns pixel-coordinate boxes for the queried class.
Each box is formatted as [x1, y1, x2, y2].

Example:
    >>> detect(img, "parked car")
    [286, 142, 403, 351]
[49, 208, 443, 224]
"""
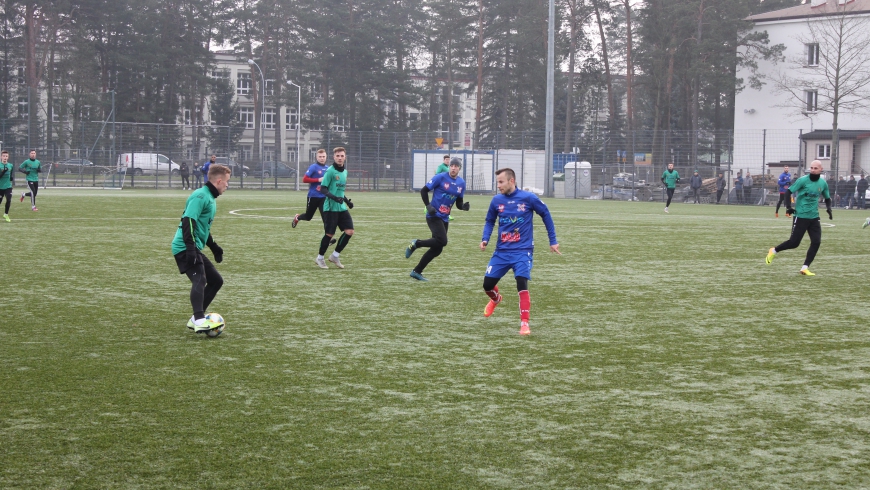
[213, 157, 250, 178]
[53, 158, 97, 174]
[254, 161, 298, 179]
[117, 153, 180, 176]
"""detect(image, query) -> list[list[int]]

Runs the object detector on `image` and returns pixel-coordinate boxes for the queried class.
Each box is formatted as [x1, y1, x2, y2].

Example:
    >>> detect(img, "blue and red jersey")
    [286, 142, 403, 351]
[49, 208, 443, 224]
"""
[304, 162, 329, 198]
[482, 189, 557, 252]
[777, 171, 791, 193]
[425, 172, 466, 222]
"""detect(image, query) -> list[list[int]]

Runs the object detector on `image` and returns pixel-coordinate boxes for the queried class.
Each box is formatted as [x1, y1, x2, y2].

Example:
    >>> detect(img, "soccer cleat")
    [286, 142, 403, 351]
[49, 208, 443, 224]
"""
[863, 217, 870, 229]
[19, 193, 24, 203]
[31, 207, 37, 211]
[800, 268, 816, 276]
[409, 270, 428, 281]
[519, 322, 531, 336]
[405, 239, 417, 259]
[664, 207, 669, 213]
[448, 214, 455, 221]
[186, 316, 196, 330]
[3, 214, 9, 222]
[775, 213, 779, 218]
[765, 247, 776, 265]
[484, 298, 501, 317]
[194, 318, 222, 334]
[292, 214, 300, 228]
[315, 256, 329, 269]
[329, 238, 337, 245]
[328, 255, 344, 269]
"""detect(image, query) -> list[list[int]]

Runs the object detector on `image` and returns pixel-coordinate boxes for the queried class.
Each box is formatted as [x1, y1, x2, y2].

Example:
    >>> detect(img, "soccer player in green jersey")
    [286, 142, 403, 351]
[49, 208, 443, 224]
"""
[315, 146, 354, 269]
[766, 160, 832, 276]
[171, 164, 230, 334]
[18, 149, 40, 211]
[436, 154, 450, 175]
[0, 150, 14, 221]
[661, 163, 680, 213]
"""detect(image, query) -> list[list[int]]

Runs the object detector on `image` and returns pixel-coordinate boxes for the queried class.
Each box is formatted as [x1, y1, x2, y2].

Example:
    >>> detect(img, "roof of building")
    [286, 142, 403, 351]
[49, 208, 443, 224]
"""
[799, 129, 870, 140]
[748, 0, 870, 22]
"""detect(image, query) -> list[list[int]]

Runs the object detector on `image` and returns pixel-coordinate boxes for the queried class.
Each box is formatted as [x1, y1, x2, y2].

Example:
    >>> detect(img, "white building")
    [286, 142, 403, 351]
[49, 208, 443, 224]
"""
[734, 0, 870, 175]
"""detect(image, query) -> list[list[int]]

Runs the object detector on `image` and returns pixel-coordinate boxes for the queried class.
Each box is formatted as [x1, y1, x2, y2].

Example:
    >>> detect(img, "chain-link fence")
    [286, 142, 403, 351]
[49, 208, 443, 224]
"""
[4, 118, 863, 203]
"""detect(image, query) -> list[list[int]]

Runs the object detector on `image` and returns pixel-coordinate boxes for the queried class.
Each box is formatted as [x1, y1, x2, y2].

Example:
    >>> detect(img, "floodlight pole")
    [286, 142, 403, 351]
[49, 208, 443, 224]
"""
[544, 0, 555, 197]
[288, 80, 302, 191]
[248, 59, 266, 176]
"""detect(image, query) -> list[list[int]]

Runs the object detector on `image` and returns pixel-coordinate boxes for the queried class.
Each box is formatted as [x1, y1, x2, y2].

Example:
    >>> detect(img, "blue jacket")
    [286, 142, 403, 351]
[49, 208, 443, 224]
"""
[777, 171, 791, 193]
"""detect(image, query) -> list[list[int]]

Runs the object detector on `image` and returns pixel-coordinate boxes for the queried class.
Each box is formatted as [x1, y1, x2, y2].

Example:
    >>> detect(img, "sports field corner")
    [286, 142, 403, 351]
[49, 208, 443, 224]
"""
[2, 188, 870, 488]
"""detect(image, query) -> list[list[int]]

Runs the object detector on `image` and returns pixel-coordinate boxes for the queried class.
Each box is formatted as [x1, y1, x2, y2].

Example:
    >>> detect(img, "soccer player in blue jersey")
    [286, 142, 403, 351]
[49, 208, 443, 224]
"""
[405, 157, 470, 281]
[292, 149, 329, 228]
[480, 168, 560, 335]
[775, 165, 791, 217]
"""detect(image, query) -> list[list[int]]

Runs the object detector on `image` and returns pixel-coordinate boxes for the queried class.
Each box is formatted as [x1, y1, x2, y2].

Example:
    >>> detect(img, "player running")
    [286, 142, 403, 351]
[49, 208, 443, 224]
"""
[171, 164, 230, 335]
[765, 160, 831, 276]
[775, 165, 791, 217]
[661, 163, 680, 213]
[292, 149, 330, 229]
[0, 150, 14, 221]
[315, 147, 354, 269]
[480, 168, 560, 335]
[19, 149, 41, 211]
[405, 157, 470, 281]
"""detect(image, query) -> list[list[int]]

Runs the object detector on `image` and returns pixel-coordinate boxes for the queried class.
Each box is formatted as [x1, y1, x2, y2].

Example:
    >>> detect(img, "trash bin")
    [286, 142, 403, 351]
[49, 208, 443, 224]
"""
[564, 161, 592, 198]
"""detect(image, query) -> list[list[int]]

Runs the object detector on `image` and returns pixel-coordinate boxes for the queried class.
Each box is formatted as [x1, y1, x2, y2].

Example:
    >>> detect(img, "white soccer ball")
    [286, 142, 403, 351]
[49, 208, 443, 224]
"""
[204, 312, 225, 337]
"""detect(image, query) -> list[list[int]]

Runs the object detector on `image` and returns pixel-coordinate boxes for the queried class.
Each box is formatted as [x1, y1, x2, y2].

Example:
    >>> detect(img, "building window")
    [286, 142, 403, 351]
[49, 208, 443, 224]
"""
[817, 144, 831, 159]
[332, 116, 347, 132]
[805, 90, 818, 113]
[264, 79, 275, 96]
[262, 108, 276, 130]
[286, 108, 299, 130]
[286, 148, 297, 163]
[263, 145, 275, 162]
[241, 145, 253, 161]
[239, 106, 255, 129]
[237, 72, 251, 96]
[18, 96, 28, 117]
[211, 69, 230, 80]
[310, 81, 323, 100]
[806, 43, 820, 66]
[183, 108, 191, 125]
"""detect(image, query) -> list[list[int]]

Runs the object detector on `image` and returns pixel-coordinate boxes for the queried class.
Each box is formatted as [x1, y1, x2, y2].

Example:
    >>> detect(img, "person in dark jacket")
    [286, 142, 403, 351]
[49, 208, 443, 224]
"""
[744, 171, 754, 204]
[689, 170, 703, 204]
[845, 175, 857, 209]
[716, 172, 726, 204]
[179, 161, 191, 190]
[734, 171, 744, 204]
[857, 174, 868, 209]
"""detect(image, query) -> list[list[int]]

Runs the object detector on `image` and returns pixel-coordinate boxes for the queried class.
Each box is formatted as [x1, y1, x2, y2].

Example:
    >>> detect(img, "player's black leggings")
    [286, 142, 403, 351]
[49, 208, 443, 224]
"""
[775, 217, 822, 267]
[298, 197, 325, 221]
[0, 188, 11, 214]
[775, 192, 787, 213]
[24, 181, 38, 207]
[413, 218, 449, 274]
[184, 253, 223, 319]
[483, 275, 529, 292]
[665, 188, 675, 207]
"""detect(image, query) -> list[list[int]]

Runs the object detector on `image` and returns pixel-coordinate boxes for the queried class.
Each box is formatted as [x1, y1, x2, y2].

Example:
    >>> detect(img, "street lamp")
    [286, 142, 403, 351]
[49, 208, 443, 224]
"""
[247, 59, 265, 180]
[287, 80, 302, 191]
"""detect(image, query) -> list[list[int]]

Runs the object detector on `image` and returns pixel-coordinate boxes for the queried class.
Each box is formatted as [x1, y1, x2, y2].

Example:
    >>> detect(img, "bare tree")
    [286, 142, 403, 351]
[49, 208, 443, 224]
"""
[770, 2, 870, 178]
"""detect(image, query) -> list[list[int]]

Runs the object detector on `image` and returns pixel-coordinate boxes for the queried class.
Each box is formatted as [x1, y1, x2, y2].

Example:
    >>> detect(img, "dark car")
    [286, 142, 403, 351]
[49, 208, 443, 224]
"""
[213, 157, 250, 178]
[53, 158, 97, 174]
[254, 161, 298, 179]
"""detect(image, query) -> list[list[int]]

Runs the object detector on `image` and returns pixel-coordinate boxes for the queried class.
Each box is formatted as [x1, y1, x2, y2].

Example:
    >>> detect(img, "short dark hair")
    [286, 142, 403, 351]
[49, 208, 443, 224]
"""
[1, 150, 8, 155]
[495, 168, 515, 181]
[333, 147, 346, 154]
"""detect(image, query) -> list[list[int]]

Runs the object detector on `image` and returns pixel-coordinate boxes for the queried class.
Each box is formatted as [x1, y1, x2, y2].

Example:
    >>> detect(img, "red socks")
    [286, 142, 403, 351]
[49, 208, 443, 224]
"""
[486, 285, 502, 303]
[518, 290, 530, 322]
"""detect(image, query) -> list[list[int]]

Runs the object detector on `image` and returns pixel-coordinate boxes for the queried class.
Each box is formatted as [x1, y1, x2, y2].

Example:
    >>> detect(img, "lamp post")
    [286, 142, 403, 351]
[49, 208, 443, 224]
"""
[287, 80, 302, 191]
[247, 59, 265, 178]
[80, 105, 90, 160]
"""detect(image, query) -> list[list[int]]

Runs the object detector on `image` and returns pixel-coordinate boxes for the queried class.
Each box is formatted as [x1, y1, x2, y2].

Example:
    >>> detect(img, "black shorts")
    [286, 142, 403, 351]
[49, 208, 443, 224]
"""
[323, 210, 354, 235]
[0, 187, 11, 200]
[174, 249, 213, 274]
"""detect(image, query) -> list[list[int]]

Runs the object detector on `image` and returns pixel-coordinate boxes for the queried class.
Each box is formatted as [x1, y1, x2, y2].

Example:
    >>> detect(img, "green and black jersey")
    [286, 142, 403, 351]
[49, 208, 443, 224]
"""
[19, 159, 41, 182]
[661, 169, 680, 189]
[171, 185, 217, 255]
[789, 175, 830, 219]
[436, 163, 449, 174]
[321, 164, 348, 212]
[0, 162, 13, 190]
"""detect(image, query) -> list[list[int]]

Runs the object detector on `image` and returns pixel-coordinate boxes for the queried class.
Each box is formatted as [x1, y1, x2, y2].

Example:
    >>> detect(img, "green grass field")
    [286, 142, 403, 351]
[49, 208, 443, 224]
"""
[3, 189, 870, 488]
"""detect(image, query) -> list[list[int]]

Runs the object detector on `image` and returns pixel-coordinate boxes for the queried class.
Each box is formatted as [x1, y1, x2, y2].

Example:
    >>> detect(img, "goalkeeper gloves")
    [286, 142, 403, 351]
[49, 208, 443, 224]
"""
[461, 202, 470, 211]
[208, 242, 224, 263]
[426, 204, 437, 215]
[343, 197, 354, 209]
[827, 209, 833, 220]
[785, 207, 795, 217]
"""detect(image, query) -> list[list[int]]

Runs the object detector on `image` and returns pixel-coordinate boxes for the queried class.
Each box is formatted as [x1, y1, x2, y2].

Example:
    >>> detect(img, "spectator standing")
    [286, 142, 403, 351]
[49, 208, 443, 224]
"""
[744, 171, 754, 204]
[689, 170, 703, 204]
[179, 161, 191, 190]
[716, 172, 726, 204]
[192, 162, 202, 188]
[845, 175, 857, 209]
[857, 174, 868, 209]
[734, 171, 744, 204]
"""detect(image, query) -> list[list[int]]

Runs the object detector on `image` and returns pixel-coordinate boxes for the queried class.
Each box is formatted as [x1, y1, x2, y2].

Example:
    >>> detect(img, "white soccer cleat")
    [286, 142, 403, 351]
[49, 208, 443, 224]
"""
[315, 256, 329, 269]
[328, 255, 344, 269]
[664, 207, 669, 213]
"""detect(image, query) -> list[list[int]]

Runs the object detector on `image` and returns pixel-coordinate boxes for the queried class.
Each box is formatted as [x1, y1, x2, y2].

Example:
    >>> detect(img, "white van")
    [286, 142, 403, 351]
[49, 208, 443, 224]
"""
[117, 153, 180, 176]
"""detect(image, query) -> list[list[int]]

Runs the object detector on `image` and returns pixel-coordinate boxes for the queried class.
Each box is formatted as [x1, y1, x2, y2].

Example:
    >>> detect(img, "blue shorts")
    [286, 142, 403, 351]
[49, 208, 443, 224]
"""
[485, 249, 533, 280]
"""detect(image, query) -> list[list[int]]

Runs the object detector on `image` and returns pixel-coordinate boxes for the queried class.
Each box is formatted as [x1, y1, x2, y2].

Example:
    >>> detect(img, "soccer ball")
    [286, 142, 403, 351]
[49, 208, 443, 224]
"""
[204, 312, 225, 338]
